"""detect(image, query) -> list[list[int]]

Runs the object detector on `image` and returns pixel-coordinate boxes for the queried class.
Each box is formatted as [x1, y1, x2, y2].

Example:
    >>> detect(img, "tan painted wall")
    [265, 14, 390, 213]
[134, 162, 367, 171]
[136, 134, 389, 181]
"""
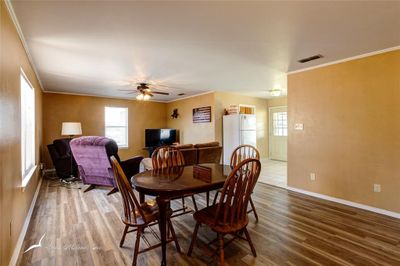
[166, 92, 215, 144]
[267, 96, 287, 107]
[42, 93, 167, 166]
[288, 50, 400, 213]
[0, 2, 43, 264]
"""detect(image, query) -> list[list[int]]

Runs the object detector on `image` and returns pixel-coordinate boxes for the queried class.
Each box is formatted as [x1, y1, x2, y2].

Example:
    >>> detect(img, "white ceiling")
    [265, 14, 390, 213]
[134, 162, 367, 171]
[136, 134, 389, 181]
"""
[10, 1, 400, 101]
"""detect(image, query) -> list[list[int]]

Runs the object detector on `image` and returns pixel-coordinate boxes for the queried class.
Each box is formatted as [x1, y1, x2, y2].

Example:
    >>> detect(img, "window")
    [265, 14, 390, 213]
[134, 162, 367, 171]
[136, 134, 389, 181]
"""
[273, 111, 288, 136]
[105, 107, 128, 147]
[21, 70, 36, 186]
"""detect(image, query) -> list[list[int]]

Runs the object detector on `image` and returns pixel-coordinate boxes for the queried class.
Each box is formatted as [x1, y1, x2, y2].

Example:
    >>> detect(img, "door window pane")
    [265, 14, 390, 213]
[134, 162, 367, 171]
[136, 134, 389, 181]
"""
[272, 111, 287, 136]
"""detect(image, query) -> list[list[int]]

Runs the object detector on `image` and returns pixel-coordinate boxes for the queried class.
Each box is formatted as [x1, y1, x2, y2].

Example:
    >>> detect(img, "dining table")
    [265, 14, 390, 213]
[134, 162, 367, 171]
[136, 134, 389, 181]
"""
[131, 163, 232, 266]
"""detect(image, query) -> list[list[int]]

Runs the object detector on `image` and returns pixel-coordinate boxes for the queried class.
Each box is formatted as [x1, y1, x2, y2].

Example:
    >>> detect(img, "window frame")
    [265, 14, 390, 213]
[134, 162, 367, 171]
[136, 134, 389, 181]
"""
[104, 106, 129, 148]
[20, 69, 36, 187]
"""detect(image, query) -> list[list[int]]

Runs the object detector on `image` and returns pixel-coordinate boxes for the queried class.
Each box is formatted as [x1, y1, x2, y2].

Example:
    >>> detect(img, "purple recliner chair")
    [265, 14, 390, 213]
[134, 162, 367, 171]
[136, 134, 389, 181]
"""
[70, 136, 143, 194]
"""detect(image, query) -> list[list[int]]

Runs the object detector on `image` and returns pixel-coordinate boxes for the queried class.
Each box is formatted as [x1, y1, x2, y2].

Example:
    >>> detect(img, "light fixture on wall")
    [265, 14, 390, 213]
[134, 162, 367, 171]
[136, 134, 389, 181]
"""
[171, 108, 179, 119]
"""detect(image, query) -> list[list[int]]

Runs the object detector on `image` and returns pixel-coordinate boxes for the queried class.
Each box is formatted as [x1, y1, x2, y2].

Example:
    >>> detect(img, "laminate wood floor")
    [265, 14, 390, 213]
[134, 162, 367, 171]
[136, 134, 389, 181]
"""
[18, 178, 400, 266]
[259, 159, 287, 188]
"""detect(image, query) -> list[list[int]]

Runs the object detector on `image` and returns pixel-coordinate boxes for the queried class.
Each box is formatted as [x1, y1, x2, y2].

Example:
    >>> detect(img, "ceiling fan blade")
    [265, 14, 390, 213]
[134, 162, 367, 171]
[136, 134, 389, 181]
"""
[150, 83, 187, 90]
[118, 89, 136, 92]
[151, 91, 170, 95]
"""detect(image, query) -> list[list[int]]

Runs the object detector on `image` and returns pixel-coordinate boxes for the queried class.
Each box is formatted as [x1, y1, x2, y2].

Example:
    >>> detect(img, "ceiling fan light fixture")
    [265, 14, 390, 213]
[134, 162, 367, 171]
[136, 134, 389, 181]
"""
[269, 89, 281, 97]
[143, 94, 151, 101]
[136, 93, 144, 100]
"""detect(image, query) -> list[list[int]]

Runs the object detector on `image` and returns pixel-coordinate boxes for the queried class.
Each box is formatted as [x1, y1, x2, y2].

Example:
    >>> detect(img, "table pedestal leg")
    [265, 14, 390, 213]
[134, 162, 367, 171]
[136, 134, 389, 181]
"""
[156, 196, 168, 266]
[139, 192, 145, 203]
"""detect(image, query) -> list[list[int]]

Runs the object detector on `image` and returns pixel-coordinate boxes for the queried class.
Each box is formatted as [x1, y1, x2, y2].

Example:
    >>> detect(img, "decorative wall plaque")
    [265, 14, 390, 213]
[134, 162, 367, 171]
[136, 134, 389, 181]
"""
[193, 106, 211, 123]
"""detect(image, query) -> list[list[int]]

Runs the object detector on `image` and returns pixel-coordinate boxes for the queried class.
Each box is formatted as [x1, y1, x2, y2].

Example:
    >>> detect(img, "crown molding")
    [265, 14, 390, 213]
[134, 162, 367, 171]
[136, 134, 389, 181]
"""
[4, 0, 45, 91]
[288, 45, 400, 75]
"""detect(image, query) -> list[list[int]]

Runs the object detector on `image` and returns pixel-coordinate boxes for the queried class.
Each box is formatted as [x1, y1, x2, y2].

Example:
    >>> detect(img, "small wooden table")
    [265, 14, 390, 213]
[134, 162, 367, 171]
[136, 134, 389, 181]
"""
[131, 163, 231, 266]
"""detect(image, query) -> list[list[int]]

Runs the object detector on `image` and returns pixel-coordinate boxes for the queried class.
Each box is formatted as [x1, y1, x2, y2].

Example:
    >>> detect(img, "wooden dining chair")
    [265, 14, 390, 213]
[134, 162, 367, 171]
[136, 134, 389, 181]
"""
[152, 146, 198, 215]
[187, 158, 261, 265]
[213, 144, 260, 221]
[110, 156, 180, 266]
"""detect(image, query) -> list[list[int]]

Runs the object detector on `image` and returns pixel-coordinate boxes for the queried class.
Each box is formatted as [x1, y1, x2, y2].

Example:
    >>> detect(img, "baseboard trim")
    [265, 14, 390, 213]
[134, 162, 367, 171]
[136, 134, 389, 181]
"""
[8, 177, 43, 266]
[287, 186, 400, 219]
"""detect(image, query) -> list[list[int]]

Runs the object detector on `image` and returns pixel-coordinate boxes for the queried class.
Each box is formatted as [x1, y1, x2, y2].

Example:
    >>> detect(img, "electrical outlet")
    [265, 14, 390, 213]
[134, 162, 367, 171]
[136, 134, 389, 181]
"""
[310, 173, 316, 181]
[373, 184, 381, 193]
[40, 163, 44, 170]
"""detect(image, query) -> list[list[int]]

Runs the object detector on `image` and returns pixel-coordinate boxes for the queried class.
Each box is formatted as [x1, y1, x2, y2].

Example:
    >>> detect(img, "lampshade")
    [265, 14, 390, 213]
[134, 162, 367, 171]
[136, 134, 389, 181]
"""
[61, 122, 82, 136]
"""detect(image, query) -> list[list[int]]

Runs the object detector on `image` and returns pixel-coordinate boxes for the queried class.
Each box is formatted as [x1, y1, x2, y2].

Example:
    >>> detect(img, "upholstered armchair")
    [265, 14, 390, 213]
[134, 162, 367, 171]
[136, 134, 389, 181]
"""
[47, 138, 78, 179]
[70, 136, 143, 194]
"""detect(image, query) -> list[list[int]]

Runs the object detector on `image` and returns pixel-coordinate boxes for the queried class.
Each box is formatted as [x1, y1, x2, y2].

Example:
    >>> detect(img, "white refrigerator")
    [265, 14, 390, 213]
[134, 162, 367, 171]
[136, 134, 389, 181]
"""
[223, 114, 257, 165]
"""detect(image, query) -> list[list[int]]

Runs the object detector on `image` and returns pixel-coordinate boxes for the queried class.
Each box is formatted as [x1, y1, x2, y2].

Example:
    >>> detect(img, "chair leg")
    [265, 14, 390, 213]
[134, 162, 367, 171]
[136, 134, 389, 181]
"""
[120, 225, 129, 247]
[206, 191, 210, 207]
[191, 195, 198, 212]
[243, 227, 257, 257]
[181, 197, 186, 208]
[132, 227, 143, 266]
[249, 197, 259, 222]
[83, 184, 95, 193]
[213, 190, 220, 205]
[167, 220, 170, 238]
[218, 234, 225, 266]
[107, 187, 118, 195]
[168, 219, 181, 253]
[187, 222, 200, 256]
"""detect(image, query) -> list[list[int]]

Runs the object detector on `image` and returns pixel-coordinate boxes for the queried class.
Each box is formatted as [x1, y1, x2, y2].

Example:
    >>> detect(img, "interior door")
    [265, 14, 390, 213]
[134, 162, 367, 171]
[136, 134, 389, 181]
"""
[269, 106, 288, 161]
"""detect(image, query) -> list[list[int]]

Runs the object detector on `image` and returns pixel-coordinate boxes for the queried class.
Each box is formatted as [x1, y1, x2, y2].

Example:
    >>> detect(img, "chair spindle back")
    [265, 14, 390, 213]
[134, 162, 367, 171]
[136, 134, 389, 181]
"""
[110, 156, 145, 224]
[215, 158, 261, 226]
[152, 146, 185, 170]
[230, 144, 260, 168]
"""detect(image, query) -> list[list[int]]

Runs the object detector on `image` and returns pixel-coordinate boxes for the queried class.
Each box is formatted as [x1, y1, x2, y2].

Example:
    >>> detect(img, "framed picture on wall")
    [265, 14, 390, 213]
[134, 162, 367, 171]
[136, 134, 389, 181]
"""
[193, 106, 211, 123]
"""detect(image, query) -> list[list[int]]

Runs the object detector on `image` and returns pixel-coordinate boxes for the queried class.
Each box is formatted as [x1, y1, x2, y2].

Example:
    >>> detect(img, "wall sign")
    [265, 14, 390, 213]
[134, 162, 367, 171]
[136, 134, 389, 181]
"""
[193, 106, 211, 123]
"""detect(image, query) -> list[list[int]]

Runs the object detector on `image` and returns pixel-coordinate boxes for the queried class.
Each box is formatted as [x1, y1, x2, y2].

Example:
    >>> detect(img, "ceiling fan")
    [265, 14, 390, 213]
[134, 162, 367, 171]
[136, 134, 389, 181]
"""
[119, 82, 171, 101]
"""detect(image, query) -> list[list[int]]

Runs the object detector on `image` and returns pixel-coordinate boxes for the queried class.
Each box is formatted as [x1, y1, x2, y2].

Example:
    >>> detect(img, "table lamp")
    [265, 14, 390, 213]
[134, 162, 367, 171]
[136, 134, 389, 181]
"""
[61, 122, 82, 182]
[61, 122, 82, 138]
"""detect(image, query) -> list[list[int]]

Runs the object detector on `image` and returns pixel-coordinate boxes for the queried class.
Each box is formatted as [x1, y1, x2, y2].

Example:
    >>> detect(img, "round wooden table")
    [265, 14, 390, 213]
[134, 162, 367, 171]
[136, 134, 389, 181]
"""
[131, 163, 231, 266]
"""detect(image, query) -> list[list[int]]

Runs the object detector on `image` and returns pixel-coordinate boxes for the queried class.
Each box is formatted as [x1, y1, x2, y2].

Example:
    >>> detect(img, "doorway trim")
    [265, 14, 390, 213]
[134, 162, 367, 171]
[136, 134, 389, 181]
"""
[268, 105, 288, 160]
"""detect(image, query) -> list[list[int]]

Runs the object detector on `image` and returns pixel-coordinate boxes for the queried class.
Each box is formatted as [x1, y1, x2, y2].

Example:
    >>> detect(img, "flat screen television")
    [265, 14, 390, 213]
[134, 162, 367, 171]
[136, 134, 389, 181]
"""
[145, 129, 177, 147]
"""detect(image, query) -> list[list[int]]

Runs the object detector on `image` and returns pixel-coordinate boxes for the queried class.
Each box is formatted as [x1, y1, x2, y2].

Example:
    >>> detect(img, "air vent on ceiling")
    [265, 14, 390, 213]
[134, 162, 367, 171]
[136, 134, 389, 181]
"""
[298, 54, 323, 63]
[178, 93, 185, 96]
